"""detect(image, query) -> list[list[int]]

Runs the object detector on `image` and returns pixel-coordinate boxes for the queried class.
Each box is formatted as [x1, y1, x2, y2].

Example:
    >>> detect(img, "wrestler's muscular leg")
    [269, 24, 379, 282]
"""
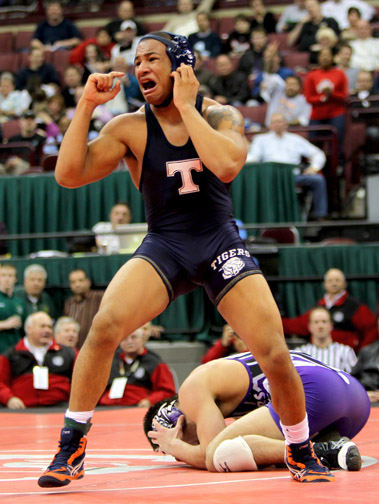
[218, 274, 306, 426]
[68, 258, 169, 411]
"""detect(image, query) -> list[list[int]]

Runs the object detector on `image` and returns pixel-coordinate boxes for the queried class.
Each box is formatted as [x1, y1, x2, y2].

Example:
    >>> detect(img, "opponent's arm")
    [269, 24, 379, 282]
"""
[172, 64, 247, 183]
[55, 72, 127, 188]
[179, 371, 227, 451]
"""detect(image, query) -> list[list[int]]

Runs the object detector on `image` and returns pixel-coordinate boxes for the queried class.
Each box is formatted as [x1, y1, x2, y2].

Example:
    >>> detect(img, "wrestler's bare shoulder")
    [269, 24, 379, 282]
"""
[100, 107, 146, 138]
[95, 107, 148, 158]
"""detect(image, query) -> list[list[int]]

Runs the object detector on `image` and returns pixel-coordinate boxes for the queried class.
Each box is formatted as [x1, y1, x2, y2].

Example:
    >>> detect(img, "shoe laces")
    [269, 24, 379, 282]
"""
[48, 436, 85, 470]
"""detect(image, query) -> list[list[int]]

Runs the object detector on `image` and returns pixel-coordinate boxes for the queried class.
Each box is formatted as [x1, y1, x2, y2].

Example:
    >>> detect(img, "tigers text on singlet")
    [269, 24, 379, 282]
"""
[140, 95, 234, 234]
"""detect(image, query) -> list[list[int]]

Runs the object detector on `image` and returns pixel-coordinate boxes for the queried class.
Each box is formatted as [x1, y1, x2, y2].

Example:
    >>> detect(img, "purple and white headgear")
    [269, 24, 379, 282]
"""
[153, 398, 183, 429]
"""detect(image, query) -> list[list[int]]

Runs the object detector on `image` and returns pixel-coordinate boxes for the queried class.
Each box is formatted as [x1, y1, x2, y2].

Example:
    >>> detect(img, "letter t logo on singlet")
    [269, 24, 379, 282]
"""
[166, 158, 203, 195]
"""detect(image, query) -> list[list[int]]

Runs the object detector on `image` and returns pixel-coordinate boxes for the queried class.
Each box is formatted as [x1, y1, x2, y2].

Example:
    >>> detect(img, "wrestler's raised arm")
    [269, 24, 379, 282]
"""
[55, 72, 128, 188]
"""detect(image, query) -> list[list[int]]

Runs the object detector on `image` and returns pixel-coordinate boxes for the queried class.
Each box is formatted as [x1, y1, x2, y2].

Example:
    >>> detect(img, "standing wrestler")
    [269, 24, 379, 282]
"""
[38, 32, 332, 487]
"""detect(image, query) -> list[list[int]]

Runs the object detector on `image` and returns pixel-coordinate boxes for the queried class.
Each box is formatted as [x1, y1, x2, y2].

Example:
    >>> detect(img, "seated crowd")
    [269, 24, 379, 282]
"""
[0, 258, 378, 409]
[0, 0, 377, 218]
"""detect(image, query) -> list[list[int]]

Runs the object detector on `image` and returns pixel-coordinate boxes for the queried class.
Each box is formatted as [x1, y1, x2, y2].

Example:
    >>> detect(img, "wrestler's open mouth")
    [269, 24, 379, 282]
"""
[142, 81, 156, 90]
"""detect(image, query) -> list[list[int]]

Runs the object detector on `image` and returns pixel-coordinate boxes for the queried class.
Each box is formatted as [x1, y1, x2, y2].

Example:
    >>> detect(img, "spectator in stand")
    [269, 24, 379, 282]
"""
[321, 0, 374, 30]
[287, 0, 340, 52]
[237, 27, 267, 82]
[247, 113, 328, 220]
[105, 57, 143, 115]
[282, 268, 378, 353]
[110, 20, 141, 67]
[63, 269, 103, 349]
[99, 326, 176, 408]
[15, 48, 61, 92]
[0, 264, 24, 355]
[7, 111, 46, 166]
[350, 70, 377, 101]
[36, 92, 66, 140]
[304, 47, 348, 166]
[334, 43, 359, 92]
[265, 74, 312, 126]
[250, 42, 295, 103]
[16, 264, 57, 321]
[43, 115, 71, 155]
[310, 26, 339, 65]
[249, 0, 277, 34]
[193, 50, 214, 89]
[54, 316, 80, 349]
[294, 307, 357, 372]
[164, 0, 216, 38]
[30, 0, 82, 52]
[81, 44, 112, 84]
[141, 321, 165, 341]
[277, 0, 308, 33]
[201, 324, 248, 364]
[0, 311, 75, 409]
[349, 70, 379, 151]
[340, 7, 362, 41]
[69, 26, 114, 69]
[208, 54, 251, 106]
[188, 11, 222, 59]
[0, 72, 28, 123]
[60, 65, 84, 108]
[350, 20, 379, 72]
[92, 201, 132, 254]
[352, 320, 379, 403]
[222, 14, 252, 57]
[105, 0, 146, 42]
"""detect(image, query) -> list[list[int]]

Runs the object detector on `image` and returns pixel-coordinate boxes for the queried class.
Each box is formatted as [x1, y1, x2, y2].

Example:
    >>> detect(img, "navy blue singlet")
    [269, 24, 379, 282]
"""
[140, 95, 233, 233]
[133, 95, 261, 304]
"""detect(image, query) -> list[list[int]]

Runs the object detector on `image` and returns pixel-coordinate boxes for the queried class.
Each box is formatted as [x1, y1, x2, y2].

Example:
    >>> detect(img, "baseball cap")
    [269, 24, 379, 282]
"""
[120, 20, 137, 31]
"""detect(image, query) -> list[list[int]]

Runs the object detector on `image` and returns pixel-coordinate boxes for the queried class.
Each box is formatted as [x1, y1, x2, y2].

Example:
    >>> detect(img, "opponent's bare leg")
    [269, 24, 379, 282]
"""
[206, 406, 285, 471]
[217, 274, 334, 482]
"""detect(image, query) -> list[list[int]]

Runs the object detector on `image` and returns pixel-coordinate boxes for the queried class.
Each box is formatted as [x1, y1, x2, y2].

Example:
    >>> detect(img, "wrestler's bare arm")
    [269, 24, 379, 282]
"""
[55, 72, 140, 188]
[172, 64, 247, 182]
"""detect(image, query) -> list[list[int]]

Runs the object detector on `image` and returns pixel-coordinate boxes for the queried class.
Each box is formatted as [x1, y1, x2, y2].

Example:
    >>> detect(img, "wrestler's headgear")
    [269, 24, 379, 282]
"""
[143, 395, 183, 449]
[138, 32, 196, 70]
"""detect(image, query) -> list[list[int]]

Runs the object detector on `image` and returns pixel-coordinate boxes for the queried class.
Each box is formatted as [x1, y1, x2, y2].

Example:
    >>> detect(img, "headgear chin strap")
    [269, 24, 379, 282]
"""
[153, 398, 183, 429]
[139, 32, 196, 70]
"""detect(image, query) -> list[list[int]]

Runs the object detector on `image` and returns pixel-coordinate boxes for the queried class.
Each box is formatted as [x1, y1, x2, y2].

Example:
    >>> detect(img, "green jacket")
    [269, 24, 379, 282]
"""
[0, 290, 24, 354]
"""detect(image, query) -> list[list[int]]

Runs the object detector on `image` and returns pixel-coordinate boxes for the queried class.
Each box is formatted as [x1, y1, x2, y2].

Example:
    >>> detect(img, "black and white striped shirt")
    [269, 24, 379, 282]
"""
[294, 342, 357, 373]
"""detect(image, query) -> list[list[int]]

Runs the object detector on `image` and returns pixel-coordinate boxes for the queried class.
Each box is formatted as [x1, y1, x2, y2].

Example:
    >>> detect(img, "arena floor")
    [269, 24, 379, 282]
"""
[0, 406, 378, 504]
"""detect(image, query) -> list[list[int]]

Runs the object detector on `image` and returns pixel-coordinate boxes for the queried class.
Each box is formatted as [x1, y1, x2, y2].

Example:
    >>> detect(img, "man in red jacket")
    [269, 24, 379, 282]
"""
[282, 268, 377, 353]
[100, 327, 176, 408]
[0, 311, 75, 409]
[201, 324, 248, 363]
[304, 47, 348, 166]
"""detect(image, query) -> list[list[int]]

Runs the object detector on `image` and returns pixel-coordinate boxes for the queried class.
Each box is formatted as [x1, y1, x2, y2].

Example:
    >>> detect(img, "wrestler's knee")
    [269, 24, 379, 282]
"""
[256, 342, 293, 379]
[205, 437, 258, 473]
[86, 307, 125, 351]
